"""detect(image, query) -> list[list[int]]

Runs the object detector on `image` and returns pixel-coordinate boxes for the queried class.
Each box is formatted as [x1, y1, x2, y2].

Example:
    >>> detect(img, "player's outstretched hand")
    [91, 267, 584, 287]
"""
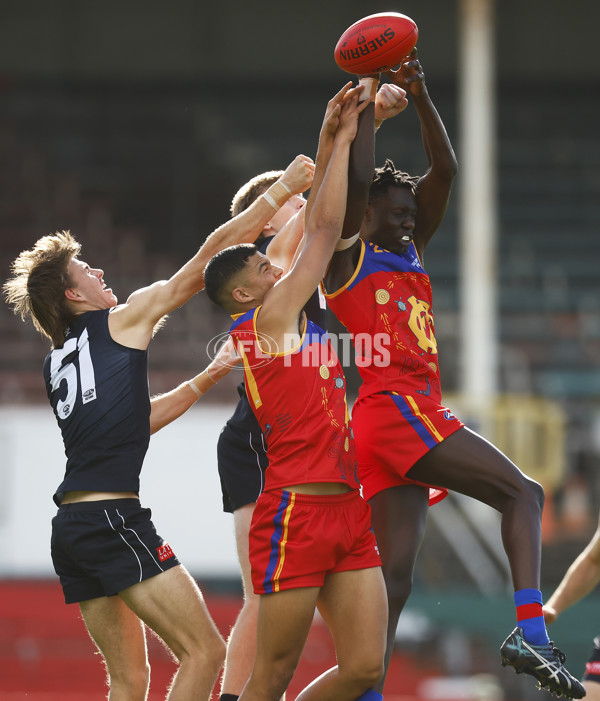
[207, 335, 242, 383]
[320, 82, 364, 141]
[280, 154, 316, 195]
[375, 83, 408, 123]
[337, 89, 370, 143]
[385, 48, 426, 97]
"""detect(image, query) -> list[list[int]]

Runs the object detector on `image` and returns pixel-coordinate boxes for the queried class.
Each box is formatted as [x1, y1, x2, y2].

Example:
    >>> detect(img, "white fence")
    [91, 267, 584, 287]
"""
[0, 405, 239, 577]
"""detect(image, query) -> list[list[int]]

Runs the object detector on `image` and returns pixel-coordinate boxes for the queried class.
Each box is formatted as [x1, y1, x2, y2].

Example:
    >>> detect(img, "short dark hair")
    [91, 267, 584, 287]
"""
[204, 244, 257, 309]
[369, 158, 419, 203]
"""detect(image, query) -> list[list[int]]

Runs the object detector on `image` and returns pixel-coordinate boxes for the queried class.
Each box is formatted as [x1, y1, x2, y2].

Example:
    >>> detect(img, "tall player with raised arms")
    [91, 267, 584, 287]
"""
[323, 49, 585, 700]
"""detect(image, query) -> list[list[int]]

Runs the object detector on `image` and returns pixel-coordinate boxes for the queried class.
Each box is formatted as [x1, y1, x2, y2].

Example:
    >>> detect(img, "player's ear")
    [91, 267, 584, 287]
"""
[363, 204, 375, 223]
[231, 286, 253, 304]
[64, 287, 82, 301]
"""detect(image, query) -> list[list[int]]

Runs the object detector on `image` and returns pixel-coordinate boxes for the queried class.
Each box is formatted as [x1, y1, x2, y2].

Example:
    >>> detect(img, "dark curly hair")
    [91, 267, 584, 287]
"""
[369, 159, 419, 203]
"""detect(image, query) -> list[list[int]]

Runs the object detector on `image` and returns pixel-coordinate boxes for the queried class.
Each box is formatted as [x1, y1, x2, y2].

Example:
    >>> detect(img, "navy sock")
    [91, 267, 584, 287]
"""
[514, 588, 549, 645]
[220, 695, 240, 701]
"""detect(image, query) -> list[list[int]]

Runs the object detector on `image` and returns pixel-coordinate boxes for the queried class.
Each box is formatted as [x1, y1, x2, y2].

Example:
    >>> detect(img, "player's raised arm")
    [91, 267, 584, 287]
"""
[275, 81, 371, 274]
[385, 48, 458, 250]
[340, 76, 378, 241]
[108, 155, 314, 348]
[258, 86, 366, 338]
[301, 82, 358, 228]
[322, 76, 385, 292]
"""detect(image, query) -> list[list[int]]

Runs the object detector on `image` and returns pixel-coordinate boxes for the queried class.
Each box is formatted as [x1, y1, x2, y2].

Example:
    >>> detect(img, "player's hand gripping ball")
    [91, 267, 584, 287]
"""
[334, 12, 418, 75]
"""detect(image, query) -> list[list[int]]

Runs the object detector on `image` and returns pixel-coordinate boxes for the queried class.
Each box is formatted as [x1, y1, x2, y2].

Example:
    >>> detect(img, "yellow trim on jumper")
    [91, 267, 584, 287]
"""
[235, 337, 263, 410]
[253, 307, 308, 358]
[323, 239, 366, 300]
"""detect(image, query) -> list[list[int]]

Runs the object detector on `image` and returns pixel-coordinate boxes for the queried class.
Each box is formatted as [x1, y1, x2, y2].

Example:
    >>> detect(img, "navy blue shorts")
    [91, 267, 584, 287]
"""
[217, 392, 268, 514]
[51, 499, 180, 604]
[583, 636, 600, 683]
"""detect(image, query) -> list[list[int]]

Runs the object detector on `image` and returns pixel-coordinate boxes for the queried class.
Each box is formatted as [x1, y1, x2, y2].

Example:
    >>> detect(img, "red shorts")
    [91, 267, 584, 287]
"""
[352, 392, 464, 502]
[250, 488, 381, 594]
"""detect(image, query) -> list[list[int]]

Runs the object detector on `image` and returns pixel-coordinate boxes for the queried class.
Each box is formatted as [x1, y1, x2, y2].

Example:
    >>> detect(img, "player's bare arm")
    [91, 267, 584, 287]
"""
[149, 337, 241, 434]
[386, 49, 458, 252]
[265, 95, 351, 272]
[108, 155, 314, 348]
[280, 81, 368, 284]
[301, 82, 359, 228]
[258, 89, 365, 345]
[323, 80, 379, 293]
[263, 207, 306, 272]
[543, 515, 600, 624]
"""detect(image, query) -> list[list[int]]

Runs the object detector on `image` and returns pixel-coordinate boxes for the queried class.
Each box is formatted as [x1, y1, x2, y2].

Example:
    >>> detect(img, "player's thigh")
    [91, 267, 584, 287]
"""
[254, 587, 320, 668]
[233, 503, 257, 597]
[368, 484, 429, 568]
[408, 426, 535, 503]
[79, 594, 148, 672]
[120, 564, 223, 659]
[317, 567, 387, 667]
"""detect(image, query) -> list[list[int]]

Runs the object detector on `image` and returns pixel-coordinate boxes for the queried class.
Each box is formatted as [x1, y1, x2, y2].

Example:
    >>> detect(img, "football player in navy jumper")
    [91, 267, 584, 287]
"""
[3, 155, 313, 701]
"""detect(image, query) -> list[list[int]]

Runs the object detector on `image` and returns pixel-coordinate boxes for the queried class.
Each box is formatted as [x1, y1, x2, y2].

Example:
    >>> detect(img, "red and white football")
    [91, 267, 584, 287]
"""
[334, 12, 418, 75]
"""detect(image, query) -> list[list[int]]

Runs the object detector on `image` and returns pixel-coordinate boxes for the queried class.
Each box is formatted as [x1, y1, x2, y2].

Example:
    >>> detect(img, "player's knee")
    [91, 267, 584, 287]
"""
[109, 660, 150, 700]
[204, 633, 227, 673]
[522, 477, 545, 514]
[346, 658, 385, 694]
[258, 661, 296, 701]
[181, 629, 226, 674]
[383, 564, 413, 611]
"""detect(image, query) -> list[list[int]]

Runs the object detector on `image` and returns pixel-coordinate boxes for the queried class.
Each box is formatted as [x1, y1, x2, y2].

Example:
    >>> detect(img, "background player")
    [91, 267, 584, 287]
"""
[544, 513, 600, 700]
[323, 49, 585, 700]
[205, 81, 387, 701]
[2, 154, 311, 701]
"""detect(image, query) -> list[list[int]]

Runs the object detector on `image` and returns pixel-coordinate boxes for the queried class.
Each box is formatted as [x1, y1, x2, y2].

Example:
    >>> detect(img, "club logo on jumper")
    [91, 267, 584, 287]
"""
[407, 295, 437, 354]
[443, 410, 455, 420]
[156, 543, 175, 562]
